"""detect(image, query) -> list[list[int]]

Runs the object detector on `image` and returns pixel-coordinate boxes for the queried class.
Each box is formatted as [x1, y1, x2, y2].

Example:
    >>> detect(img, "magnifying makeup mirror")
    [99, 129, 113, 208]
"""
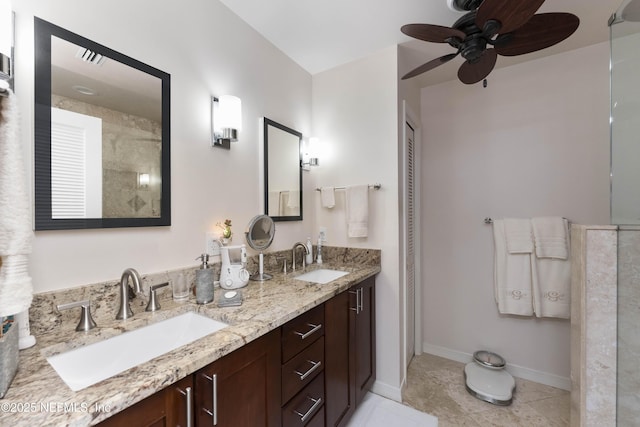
[245, 214, 275, 281]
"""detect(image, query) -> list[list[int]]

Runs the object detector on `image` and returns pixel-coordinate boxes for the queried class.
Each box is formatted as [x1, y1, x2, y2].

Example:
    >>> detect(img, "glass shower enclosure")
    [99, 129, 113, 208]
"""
[609, 0, 640, 424]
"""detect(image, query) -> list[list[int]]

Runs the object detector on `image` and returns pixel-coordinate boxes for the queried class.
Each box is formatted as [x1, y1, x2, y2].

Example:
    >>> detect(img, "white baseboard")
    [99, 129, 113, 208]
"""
[421, 342, 571, 391]
[370, 380, 403, 402]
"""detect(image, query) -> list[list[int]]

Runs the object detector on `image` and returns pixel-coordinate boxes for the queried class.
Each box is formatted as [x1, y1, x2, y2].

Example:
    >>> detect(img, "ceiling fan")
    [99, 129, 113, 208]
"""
[401, 0, 580, 84]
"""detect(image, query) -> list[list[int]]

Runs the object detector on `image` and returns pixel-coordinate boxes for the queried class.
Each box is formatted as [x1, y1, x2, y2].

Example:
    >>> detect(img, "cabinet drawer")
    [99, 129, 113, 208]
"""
[282, 336, 324, 403]
[282, 305, 324, 362]
[282, 374, 325, 427]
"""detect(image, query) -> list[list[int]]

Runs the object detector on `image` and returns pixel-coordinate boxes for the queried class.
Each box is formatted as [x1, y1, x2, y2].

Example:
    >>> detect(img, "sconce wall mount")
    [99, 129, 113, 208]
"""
[211, 95, 242, 150]
[0, 0, 14, 94]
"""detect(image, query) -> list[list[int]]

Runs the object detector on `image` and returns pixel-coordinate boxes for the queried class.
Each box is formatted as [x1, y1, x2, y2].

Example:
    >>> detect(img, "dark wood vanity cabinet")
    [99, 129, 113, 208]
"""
[194, 329, 282, 427]
[97, 276, 375, 427]
[97, 375, 194, 427]
[324, 276, 376, 427]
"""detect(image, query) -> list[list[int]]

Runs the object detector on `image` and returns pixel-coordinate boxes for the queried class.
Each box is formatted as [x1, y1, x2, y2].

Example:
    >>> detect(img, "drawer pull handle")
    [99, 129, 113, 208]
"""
[293, 396, 323, 423]
[294, 323, 322, 340]
[202, 373, 218, 426]
[349, 288, 362, 314]
[177, 386, 193, 427]
[294, 360, 322, 381]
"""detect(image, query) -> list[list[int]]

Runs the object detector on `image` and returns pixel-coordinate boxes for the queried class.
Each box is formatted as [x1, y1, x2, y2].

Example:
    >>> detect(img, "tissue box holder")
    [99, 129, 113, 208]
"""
[0, 322, 18, 398]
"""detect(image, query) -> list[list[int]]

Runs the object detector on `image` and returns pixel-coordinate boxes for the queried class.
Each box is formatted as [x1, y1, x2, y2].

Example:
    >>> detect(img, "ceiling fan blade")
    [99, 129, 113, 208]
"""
[402, 53, 459, 80]
[401, 24, 466, 43]
[457, 49, 497, 84]
[494, 13, 580, 56]
[476, 0, 545, 34]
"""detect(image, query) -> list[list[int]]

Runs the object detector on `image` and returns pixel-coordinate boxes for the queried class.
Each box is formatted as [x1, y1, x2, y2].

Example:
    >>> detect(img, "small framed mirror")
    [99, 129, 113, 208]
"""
[34, 17, 171, 230]
[263, 118, 302, 221]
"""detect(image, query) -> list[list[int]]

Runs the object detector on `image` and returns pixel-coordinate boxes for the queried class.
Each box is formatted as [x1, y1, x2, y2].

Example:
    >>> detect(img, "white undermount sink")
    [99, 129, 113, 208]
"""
[46, 312, 228, 391]
[294, 268, 349, 284]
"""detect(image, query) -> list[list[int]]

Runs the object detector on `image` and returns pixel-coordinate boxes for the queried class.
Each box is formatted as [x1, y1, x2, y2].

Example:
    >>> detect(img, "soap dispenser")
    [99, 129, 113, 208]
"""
[195, 254, 214, 304]
[305, 237, 313, 265]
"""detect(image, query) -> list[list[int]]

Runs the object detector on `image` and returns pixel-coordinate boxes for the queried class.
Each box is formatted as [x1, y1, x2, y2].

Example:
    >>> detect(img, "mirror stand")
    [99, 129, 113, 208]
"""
[250, 252, 272, 282]
[245, 214, 276, 281]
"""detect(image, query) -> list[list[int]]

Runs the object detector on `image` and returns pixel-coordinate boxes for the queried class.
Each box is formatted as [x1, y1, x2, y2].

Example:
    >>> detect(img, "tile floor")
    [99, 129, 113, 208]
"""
[346, 392, 438, 427]
[402, 353, 571, 427]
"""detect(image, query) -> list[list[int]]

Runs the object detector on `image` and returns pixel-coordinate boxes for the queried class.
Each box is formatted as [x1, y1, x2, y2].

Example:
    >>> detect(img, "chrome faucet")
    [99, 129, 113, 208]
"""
[116, 268, 142, 320]
[291, 242, 310, 271]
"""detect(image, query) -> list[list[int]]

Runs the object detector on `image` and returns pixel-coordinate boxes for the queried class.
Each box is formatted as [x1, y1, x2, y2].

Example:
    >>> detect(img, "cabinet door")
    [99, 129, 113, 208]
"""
[195, 329, 282, 427]
[354, 276, 376, 405]
[324, 290, 355, 427]
[166, 375, 194, 427]
[97, 375, 193, 427]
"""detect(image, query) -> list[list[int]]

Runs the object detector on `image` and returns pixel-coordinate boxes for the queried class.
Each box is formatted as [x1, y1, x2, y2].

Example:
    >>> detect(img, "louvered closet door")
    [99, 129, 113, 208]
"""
[405, 121, 416, 366]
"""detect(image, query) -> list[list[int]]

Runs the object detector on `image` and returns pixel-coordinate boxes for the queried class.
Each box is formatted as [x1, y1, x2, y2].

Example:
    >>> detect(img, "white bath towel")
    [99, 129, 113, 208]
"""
[321, 187, 335, 209]
[531, 217, 569, 259]
[531, 217, 571, 318]
[531, 255, 571, 319]
[504, 218, 533, 253]
[346, 185, 368, 238]
[286, 190, 300, 209]
[0, 90, 34, 317]
[493, 219, 534, 316]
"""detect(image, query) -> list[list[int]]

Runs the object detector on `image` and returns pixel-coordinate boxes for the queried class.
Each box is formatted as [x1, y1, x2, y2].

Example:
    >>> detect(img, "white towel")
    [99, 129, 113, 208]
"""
[531, 217, 569, 259]
[504, 218, 533, 253]
[0, 90, 34, 317]
[321, 187, 335, 209]
[286, 190, 299, 209]
[493, 219, 534, 316]
[531, 217, 571, 318]
[346, 185, 368, 238]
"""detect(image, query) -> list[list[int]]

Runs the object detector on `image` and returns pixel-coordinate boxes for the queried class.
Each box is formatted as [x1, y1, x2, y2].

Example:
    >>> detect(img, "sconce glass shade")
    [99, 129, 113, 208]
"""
[212, 95, 242, 149]
[138, 173, 150, 188]
[301, 137, 320, 169]
[0, 0, 12, 81]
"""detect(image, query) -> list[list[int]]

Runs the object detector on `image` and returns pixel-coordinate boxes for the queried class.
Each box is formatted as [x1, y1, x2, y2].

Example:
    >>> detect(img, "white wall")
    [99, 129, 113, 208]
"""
[420, 42, 611, 385]
[14, 0, 314, 292]
[312, 46, 403, 398]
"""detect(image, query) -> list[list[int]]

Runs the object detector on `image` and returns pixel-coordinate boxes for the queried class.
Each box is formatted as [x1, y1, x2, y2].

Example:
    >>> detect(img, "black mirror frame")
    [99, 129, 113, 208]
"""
[263, 118, 302, 222]
[33, 17, 171, 230]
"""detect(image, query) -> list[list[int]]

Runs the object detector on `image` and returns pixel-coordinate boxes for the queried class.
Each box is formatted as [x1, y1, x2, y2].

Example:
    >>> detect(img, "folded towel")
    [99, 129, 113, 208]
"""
[493, 219, 534, 316]
[346, 185, 369, 238]
[504, 218, 533, 253]
[321, 187, 335, 209]
[0, 90, 34, 317]
[531, 254, 571, 319]
[532, 217, 569, 259]
[287, 190, 300, 209]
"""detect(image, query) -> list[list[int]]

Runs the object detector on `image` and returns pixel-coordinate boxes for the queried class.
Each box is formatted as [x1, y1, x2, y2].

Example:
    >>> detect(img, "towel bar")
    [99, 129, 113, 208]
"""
[315, 184, 381, 192]
[484, 217, 569, 225]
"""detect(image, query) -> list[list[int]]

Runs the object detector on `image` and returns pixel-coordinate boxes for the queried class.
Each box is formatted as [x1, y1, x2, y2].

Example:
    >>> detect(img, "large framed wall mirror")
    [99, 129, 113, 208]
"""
[34, 17, 171, 230]
[263, 118, 302, 221]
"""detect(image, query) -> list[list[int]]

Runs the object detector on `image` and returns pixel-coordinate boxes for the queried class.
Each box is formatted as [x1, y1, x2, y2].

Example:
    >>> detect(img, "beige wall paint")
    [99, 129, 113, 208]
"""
[15, 0, 313, 292]
[312, 45, 402, 398]
[420, 42, 610, 383]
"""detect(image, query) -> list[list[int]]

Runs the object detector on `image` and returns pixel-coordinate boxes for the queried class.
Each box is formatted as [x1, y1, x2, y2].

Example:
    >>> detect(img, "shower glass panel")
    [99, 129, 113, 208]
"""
[610, 1, 640, 424]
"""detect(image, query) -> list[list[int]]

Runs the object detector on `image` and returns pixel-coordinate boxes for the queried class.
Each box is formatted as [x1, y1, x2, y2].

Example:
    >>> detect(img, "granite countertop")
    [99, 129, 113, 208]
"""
[0, 248, 380, 426]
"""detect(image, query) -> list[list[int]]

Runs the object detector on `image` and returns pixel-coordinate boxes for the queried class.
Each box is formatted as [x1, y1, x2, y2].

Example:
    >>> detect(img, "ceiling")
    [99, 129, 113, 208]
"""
[219, 0, 623, 87]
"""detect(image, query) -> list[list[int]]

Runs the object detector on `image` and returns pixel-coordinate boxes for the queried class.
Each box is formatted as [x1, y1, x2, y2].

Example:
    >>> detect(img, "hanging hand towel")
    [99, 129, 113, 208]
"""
[493, 219, 534, 316]
[504, 218, 533, 253]
[321, 187, 335, 209]
[531, 217, 569, 259]
[346, 185, 369, 238]
[531, 217, 570, 318]
[286, 190, 300, 209]
[0, 90, 34, 317]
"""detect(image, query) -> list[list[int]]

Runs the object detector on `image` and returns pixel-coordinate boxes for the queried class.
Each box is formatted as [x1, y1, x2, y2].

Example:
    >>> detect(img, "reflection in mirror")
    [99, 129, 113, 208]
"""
[263, 118, 302, 221]
[34, 17, 171, 230]
[245, 214, 275, 281]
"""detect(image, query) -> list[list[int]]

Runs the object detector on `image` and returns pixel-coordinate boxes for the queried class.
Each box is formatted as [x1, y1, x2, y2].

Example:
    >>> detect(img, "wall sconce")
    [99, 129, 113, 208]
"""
[0, 0, 13, 94]
[301, 137, 320, 170]
[138, 173, 150, 189]
[211, 95, 242, 150]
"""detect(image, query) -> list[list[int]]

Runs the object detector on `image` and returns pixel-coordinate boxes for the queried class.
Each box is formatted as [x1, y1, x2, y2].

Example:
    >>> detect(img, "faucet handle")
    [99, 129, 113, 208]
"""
[145, 282, 169, 312]
[57, 299, 97, 332]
